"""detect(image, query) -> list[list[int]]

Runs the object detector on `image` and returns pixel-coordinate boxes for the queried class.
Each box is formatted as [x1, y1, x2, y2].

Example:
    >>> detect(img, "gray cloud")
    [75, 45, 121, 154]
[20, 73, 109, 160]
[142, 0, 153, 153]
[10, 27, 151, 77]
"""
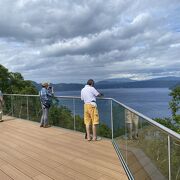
[0, 0, 180, 83]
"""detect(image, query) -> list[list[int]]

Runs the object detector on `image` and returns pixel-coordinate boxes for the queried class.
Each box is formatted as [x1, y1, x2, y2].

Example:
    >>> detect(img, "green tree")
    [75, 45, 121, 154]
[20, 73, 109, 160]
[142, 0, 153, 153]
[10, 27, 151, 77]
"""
[0, 64, 37, 94]
[0, 65, 10, 92]
[97, 123, 112, 138]
[169, 85, 180, 124]
[154, 85, 180, 134]
[155, 118, 180, 134]
[49, 105, 74, 129]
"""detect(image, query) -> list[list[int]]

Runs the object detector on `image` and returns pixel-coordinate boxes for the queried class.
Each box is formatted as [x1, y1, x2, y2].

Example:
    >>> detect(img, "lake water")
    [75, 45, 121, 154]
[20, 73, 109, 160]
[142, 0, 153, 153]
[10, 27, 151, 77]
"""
[55, 88, 171, 119]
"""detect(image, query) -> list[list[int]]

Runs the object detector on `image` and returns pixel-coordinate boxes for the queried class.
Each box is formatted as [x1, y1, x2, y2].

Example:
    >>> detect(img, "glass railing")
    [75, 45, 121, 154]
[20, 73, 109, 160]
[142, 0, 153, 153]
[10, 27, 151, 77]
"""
[112, 99, 180, 180]
[3, 94, 180, 180]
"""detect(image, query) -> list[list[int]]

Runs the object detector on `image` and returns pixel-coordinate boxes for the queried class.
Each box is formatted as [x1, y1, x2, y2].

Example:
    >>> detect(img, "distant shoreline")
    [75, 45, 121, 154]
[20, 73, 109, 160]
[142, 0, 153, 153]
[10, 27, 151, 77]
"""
[56, 86, 171, 92]
[32, 77, 180, 92]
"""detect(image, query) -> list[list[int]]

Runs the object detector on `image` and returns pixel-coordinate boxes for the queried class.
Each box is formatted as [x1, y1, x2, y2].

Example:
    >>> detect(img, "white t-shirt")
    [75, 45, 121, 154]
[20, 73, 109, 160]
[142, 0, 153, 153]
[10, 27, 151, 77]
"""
[81, 85, 99, 103]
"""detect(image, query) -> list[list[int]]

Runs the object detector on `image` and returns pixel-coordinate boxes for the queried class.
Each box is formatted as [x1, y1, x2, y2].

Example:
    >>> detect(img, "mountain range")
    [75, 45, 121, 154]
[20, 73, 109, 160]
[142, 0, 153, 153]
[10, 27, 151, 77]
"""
[32, 76, 180, 91]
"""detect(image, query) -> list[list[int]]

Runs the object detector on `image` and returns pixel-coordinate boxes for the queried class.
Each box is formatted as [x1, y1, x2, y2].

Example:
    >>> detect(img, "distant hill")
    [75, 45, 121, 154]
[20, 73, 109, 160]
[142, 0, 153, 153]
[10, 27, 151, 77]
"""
[147, 76, 180, 81]
[97, 78, 136, 84]
[53, 83, 84, 91]
[31, 76, 180, 91]
[96, 76, 180, 89]
[96, 78, 135, 89]
[32, 81, 84, 92]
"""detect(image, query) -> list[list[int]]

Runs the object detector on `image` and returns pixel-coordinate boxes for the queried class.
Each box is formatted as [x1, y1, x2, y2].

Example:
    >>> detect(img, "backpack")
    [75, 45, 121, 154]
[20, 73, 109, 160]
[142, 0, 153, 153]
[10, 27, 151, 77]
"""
[40, 89, 51, 108]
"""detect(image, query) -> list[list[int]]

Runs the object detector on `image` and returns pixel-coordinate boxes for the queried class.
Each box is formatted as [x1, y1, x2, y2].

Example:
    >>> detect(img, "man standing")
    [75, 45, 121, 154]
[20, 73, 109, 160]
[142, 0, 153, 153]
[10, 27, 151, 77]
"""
[81, 79, 103, 141]
[0, 90, 3, 122]
[40, 82, 53, 128]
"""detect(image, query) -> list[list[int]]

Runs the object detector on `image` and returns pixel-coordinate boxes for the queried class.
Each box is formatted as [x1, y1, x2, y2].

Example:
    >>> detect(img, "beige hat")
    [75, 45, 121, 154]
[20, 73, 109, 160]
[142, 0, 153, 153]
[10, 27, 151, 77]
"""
[41, 82, 49, 87]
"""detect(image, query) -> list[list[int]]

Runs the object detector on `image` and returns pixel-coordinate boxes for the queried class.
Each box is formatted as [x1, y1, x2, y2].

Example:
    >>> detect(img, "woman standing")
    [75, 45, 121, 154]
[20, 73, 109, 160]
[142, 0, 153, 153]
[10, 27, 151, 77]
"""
[39, 82, 53, 128]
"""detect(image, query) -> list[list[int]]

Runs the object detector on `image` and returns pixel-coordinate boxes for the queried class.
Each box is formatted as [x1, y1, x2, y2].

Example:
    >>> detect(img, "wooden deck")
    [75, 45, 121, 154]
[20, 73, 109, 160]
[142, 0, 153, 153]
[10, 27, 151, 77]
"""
[0, 116, 128, 180]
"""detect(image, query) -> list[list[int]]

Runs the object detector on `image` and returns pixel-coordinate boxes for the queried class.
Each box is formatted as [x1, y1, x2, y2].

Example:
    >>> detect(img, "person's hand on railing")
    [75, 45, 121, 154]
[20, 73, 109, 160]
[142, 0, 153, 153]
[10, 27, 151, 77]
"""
[97, 93, 104, 97]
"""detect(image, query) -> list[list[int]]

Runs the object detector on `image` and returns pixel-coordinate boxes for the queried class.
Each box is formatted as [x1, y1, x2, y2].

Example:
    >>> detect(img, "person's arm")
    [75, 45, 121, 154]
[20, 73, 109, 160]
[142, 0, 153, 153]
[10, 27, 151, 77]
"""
[51, 87, 54, 94]
[46, 89, 53, 97]
[97, 93, 104, 97]
[48, 86, 54, 95]
[92, 87, 103, 97]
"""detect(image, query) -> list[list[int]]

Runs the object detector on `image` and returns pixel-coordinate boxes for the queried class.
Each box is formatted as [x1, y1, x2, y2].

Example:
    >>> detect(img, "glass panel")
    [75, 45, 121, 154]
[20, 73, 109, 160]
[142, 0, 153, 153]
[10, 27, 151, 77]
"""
[28, 96, 41, 122]
[126, 117, 168, 180]
[48, 97, 74, 130]
[112, 101, 126, 159]
[113, 101, 169, 180]
[97, 99, 111, 138]
[11, 96, 27, 119]
[74, 98, 85, 132]
[3, 95, 12, 116]
[170, 137, 180, 180]
[112, 101, 126, 138]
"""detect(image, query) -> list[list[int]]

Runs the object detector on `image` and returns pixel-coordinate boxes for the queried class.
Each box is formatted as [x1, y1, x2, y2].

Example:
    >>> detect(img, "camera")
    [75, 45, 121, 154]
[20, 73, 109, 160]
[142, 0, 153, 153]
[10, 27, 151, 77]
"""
[48, 86, 54, 94]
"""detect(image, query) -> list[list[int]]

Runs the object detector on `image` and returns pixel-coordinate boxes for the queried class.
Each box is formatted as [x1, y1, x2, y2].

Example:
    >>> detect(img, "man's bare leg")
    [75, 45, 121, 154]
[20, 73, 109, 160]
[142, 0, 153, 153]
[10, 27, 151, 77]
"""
[86, 124, 91, 140]
[127, 123, 133, 140]
[92, 124, 97, 140]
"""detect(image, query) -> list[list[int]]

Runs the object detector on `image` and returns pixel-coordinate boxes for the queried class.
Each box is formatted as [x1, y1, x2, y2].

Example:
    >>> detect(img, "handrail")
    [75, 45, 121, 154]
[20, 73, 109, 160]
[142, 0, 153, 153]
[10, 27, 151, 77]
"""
[3, 93, 180, 140]
[3, 93, 112, 100]
[4, 94, 39, 97]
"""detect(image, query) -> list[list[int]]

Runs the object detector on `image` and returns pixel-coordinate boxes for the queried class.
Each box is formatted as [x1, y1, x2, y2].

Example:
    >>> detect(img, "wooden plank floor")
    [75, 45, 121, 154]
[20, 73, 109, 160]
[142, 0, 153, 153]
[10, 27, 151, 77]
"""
[0, 116, 128, 180]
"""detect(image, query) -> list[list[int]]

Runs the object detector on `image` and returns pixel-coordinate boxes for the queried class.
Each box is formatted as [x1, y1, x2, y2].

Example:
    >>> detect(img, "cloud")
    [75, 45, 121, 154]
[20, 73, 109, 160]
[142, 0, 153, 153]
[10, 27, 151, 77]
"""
[0, 0, 180, 83]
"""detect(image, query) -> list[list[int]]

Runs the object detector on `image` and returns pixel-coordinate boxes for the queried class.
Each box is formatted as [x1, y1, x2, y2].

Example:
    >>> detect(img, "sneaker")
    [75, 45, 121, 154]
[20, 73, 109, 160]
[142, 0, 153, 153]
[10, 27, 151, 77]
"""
[133, 135, 138, 140]
[87, 137, 92, 141]
[0, 120, 3, 122]
[93, 137, 102, 141]
[85, 133, 93, 140]
[43, 124, 51, 128]
[40, 124, 43, 127]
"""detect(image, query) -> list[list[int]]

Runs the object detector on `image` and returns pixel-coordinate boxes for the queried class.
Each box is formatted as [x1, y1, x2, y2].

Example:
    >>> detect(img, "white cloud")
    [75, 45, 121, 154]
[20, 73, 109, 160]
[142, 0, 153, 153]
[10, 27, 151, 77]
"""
[0, 0, 180, 83]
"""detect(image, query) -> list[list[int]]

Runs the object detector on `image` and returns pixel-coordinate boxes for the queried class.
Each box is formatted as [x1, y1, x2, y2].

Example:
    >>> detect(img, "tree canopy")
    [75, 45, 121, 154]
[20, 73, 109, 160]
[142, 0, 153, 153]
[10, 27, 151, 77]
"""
[155, 85, 180, 134]
[0, 64, 38, 94]
[169, 85, 180, 124]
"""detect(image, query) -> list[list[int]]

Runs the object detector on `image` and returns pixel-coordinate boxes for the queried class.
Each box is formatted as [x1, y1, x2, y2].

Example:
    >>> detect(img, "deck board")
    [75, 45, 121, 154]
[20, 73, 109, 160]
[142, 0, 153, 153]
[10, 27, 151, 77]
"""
[0, 116, 128, 180]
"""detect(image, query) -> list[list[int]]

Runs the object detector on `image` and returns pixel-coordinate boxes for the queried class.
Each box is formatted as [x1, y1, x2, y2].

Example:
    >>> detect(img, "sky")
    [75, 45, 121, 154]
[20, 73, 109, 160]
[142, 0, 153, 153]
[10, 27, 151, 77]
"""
[0, 0, 180, 83]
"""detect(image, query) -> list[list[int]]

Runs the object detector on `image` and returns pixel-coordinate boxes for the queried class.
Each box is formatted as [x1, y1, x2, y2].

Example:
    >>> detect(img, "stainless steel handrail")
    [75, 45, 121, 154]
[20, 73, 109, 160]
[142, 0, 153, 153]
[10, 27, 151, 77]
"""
[3, 94, 112, 100]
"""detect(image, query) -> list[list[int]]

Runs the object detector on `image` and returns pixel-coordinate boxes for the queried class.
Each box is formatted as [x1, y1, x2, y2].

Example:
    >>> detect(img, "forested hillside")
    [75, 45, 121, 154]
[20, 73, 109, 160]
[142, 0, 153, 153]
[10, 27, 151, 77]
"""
[0, 64, 37, 94]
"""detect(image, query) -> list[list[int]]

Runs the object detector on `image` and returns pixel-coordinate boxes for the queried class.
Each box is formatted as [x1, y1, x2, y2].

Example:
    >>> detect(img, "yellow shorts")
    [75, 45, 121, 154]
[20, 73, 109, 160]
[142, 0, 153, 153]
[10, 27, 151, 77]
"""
[84, 104, 99, 125]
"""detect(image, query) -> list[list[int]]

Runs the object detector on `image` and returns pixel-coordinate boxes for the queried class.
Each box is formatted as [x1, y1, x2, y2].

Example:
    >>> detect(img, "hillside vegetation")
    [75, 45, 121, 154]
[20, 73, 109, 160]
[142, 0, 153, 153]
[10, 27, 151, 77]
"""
[0, 64, 37, 94]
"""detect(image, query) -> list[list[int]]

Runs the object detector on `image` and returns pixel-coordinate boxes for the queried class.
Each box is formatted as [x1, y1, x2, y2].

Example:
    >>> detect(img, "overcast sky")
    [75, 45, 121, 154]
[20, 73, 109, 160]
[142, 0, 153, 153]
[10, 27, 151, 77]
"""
[0, 0, 180, 83]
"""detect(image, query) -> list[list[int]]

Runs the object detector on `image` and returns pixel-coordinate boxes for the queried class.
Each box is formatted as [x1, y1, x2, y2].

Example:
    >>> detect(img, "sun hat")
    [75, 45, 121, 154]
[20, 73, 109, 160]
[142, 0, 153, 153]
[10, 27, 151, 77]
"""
[41, 82, 49, 87]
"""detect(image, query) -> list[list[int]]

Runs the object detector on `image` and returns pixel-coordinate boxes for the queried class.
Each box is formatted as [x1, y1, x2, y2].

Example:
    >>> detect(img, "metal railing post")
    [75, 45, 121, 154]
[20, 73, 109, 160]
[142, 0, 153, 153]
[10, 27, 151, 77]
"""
[11, 95, 14, 116]
[27, 96, 29, 120]
[111, 99, 114, 140]
[73, 98, 76, 131]
[168, 135, 171, 180]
